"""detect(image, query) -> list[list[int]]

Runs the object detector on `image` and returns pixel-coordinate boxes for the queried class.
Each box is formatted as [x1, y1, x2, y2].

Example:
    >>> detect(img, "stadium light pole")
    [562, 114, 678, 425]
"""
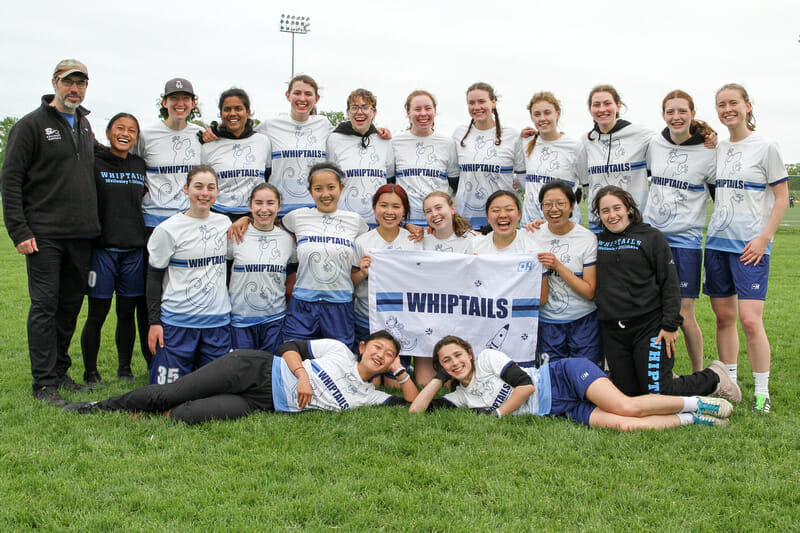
[279, 14, 311, 78]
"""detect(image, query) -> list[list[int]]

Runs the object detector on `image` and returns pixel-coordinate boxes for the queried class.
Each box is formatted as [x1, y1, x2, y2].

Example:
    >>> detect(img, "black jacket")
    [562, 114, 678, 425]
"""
[1, 95, 100, 245]
[595, 221, 683, 332]
[94, 147, 147, 249]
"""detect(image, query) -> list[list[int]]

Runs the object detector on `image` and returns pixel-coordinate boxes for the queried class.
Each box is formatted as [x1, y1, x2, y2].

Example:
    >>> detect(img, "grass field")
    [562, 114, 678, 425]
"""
[1, 207, 799, 531]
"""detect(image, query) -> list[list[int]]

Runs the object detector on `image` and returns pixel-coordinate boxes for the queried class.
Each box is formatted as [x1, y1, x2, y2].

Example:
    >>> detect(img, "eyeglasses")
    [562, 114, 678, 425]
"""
[348, 105, 374, 112]
[541, 200, 569, 210]
[56, 77, 88, 88]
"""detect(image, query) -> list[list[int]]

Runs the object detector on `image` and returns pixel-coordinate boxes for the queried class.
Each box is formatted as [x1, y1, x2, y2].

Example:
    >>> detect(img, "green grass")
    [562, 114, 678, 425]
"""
[1, 210, 799, 531]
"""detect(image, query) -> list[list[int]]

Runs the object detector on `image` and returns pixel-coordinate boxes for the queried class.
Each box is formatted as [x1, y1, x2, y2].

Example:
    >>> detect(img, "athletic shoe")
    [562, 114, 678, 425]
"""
[84, 371, 105, 388]
[709, 360, 742, 402]
[57, 374, 90, 393]
[692, 413, 730, 427]
[62, 401, 101, 414]
[752, 393, 771, 414]
[117, 368, 136, 382]
[695, 396, 733, 418]
[33, 386, 67, 406]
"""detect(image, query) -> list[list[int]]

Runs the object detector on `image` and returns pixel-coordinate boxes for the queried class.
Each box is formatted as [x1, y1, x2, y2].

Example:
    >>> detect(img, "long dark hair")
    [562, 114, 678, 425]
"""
[591, 185, 642, 228]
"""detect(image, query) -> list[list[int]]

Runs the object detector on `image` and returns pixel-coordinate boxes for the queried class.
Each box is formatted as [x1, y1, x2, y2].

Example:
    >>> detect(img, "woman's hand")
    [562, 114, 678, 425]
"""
[537, 252, 561, 271]
[405, 223, 424, 242]
[358, 254, 371, 277]
[521, 127, 538, 139]
[201, 128, 220, 144]
[148, 325, 164, 355]
[522, 219, 545, 232]
[741, 235, 770, 266]
[296, 372, 313, 410]
[655, 329, 679, 359]
[227, 216, 251, 244]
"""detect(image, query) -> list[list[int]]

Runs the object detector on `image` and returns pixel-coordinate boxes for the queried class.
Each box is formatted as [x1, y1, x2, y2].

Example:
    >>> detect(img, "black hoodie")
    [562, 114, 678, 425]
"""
[94, 147, 147, 249]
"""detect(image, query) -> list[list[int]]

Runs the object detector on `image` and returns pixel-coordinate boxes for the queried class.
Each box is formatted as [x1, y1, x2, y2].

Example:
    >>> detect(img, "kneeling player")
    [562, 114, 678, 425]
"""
[409, 336, 733, 430]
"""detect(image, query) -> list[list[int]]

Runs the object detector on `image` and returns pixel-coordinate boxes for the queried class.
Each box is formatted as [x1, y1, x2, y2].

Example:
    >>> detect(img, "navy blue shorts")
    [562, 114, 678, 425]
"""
[149, 324, 231, 385]
[230, 318, 284, 353]
[283, 299, 355, 348]
[538, 311, 602, 367]
[87, 248, 145, 299]
[703, 249, 769, 300]
[670, 247, 702, 299]
[548, 358, 607, 427]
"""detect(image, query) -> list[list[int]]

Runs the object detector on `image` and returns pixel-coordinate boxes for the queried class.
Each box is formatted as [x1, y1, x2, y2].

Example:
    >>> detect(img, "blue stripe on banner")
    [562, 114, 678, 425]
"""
[743, 181, 766, 191]
[169, 259, 189, 267]
[376, 292, 404, 311]
[512, 298, 540, 318]
[630, 160, 647, 170]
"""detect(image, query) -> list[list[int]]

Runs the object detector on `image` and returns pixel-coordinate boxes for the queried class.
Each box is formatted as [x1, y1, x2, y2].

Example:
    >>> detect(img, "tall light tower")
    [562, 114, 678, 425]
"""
[279, 14, 311, 78]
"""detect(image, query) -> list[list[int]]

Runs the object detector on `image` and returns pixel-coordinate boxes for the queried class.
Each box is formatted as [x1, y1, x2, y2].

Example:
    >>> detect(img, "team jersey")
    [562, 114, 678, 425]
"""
[256, 115, 333, 216]
[136, 121, 203, 227]
[227, 225, 297, 327]
[148, 212, 232, 327]
[392, 131, 459, 225]
[520, 135, 587, 226]
[352, 228, 423, 325]
[452, 124, 525, 227]
[326, 132, 395, 225]
[583, 121, 653, 231]
[643, 133, 716, 249]
[442, 349, 549, 416]
[422, 231, 477, 254]
[271, 339, 394, 412]
[282, 207, 368, 303]
[466, 229, 541, 255]
[201, 133, 271, 214]
[706, 133, 788, 255]
[531, 224, 597, 323]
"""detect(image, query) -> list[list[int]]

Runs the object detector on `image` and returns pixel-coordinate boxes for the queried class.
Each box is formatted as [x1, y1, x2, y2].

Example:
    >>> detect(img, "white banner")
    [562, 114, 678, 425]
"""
[368, 249, 542, 366]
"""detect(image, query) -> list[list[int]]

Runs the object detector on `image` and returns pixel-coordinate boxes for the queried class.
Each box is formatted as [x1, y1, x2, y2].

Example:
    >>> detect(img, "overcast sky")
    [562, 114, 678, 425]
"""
[3, 0, 799, 162]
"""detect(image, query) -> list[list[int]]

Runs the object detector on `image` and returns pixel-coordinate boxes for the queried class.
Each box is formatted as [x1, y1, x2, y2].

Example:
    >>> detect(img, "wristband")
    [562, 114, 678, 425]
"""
[396, 374, 410, 384]
[493, 409, 502, 418]
[393, 367, 407, 378]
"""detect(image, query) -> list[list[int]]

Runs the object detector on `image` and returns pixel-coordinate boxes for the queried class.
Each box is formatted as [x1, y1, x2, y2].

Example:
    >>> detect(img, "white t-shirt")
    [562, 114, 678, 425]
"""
[272, 339, 394, 412]
[227, 225, 297, 327]
[352, 228, 423, 323]
[643, 134, 716, 249]
[148, 212, 231, 327]
[452, 124, 525, 227]
[281, 207, 369, 303]
[136, 121, 203, 226]
[583, 122, 653, 231]
[256, 115, 333, 216]
[443, 349, 547, 416]
[392, 131, 459, 225]
[531, 223, 597, 323]
[422, 231, 477, 254]
[706, 132, 787, 255]
[326, 131, 395, 225]
[520, 135, 587, 225]
[466, 229, 542, 255]
[201, 133, 272, 214]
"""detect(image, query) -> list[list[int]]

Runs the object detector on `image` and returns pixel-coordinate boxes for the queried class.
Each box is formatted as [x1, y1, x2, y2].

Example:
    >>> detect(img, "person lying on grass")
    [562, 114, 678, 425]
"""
[409, 335, 733, 430]
[62, 330, 418, 424]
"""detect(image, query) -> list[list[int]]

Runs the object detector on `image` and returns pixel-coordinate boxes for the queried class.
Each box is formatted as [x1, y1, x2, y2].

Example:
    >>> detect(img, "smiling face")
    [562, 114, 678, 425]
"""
[106, 116, 138, 158]
[436, 342, 474, 384]
[541, 187, 573, 233]
[407, 94, 436, 136]
[358, 337, 399, 375]
[530, 100, 560, 137]
[590, 91, 620, 132]
[162, 92, 196, 121]
[220, 95, 250, 137]
[716, 88, 751, 132]
[347, 96, 376, 134]
[250, 188, 280, 231]
[598, 193, 631, 233]
[467, 88, 495, 126]
[374, 191, 405, 230]
[309, 170, 343, 213]
[487, 194, 520, 238]
[423, 194, 456, 235]
[51, 73, 87, 112]
[184, 171, 218, 214]
[286, 80, 319, 121]
[662, 97, 694, 140]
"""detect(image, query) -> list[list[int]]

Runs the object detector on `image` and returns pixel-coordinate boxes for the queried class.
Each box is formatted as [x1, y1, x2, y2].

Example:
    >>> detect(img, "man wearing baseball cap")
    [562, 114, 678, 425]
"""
[1, 59, 101, 405]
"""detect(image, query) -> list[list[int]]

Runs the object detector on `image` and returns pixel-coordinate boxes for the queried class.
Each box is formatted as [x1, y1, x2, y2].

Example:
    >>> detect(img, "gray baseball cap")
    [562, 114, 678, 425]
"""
[163, 78, 195, 97]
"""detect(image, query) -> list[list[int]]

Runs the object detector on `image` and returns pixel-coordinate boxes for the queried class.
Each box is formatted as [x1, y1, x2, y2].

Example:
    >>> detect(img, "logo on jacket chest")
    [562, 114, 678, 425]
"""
[44, 128, 62, 141]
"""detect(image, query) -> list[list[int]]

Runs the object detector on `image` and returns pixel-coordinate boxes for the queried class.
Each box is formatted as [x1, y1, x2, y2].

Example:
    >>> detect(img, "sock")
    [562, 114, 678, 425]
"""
[725, 364, 738, 383]
[681, 396, 700, 413]
[753, 371, 770, 397]
[678, 413, 694, 426]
